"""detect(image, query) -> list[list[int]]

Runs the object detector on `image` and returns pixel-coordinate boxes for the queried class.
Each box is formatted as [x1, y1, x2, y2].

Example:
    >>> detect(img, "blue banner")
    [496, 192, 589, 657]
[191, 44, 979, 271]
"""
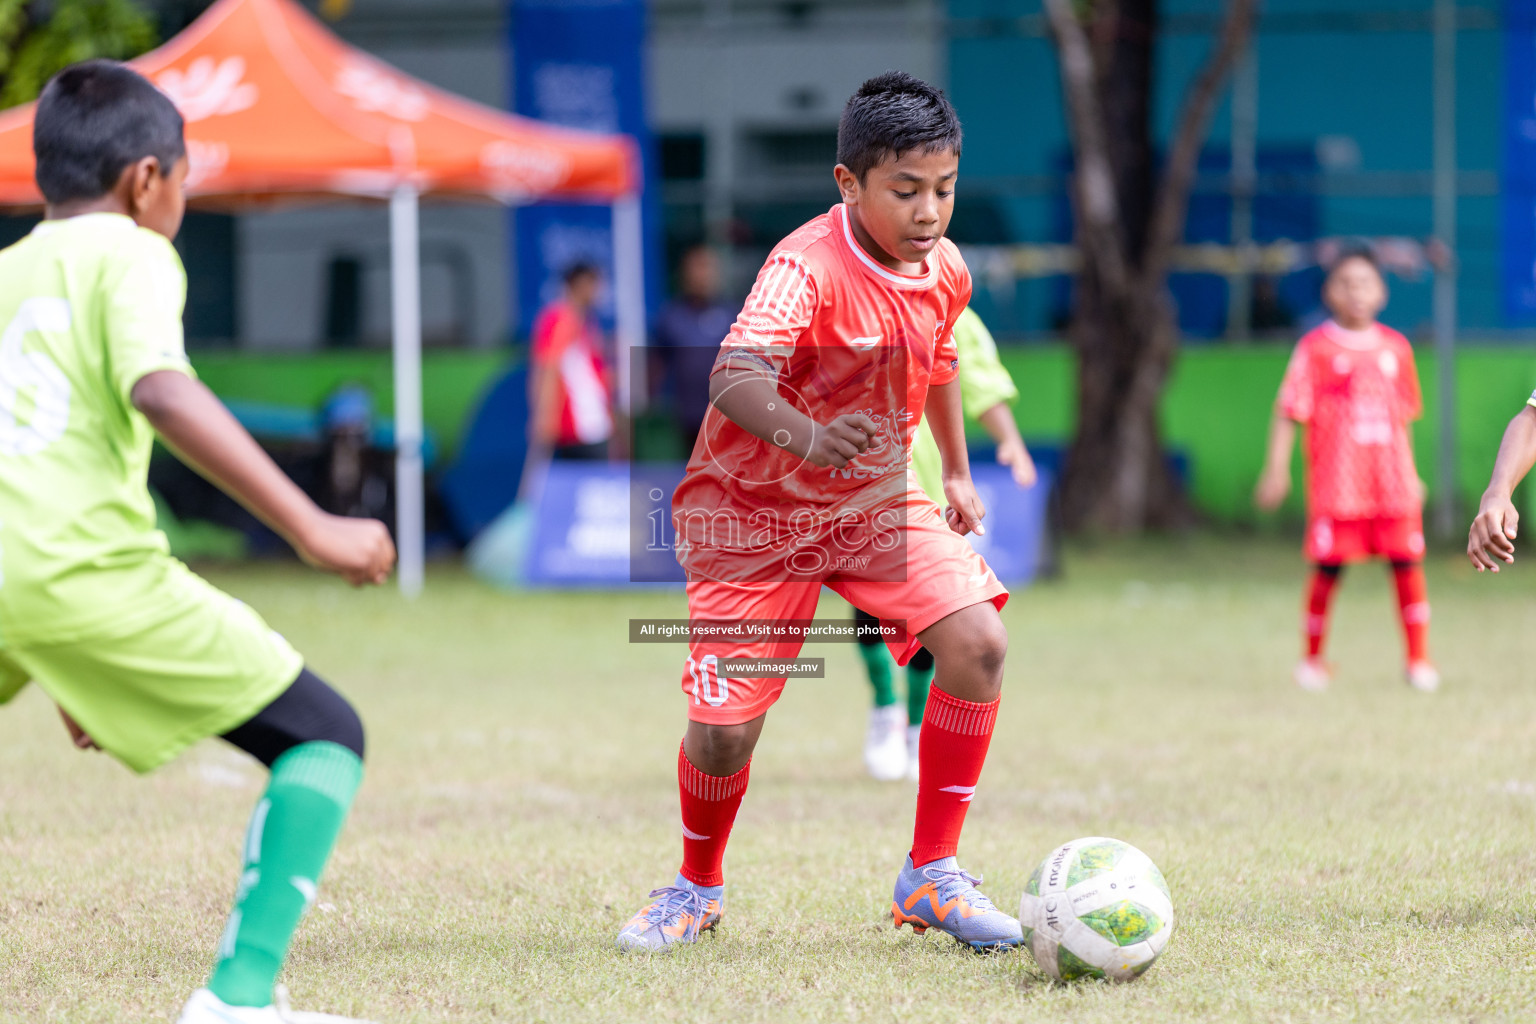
[962, 464, 1054, 586]
[510, 0, 659, 336]
[1505, 0, 1536, 323]
[524, 462, 642, 585]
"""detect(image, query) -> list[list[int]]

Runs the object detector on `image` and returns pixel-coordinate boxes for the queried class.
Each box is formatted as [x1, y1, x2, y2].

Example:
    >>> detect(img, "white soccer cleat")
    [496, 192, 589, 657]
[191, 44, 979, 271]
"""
[178, 987, 379, 1024]
[863, 705, 908, 781]
[905, 724, 921, 783]
[1406, 660, 1441, 693]
[1293, 657, 1330, 692]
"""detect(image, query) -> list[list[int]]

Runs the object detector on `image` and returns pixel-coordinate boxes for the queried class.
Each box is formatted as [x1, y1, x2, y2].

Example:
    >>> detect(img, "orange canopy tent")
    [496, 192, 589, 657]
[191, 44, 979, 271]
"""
[0, 0, 644, 595]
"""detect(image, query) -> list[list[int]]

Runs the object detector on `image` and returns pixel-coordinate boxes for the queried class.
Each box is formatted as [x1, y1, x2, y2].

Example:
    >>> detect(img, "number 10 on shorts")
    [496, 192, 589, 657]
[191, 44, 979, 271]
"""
[687, 655, 729, 708]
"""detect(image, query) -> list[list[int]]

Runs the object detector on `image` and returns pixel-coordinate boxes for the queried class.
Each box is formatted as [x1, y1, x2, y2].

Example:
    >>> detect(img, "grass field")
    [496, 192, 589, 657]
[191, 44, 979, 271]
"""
[5, 535, 1536, 1022]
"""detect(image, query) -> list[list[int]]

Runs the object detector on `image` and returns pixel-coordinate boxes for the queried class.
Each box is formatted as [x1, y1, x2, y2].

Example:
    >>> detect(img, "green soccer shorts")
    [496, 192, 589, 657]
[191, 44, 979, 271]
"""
[0, 561, 303, 773]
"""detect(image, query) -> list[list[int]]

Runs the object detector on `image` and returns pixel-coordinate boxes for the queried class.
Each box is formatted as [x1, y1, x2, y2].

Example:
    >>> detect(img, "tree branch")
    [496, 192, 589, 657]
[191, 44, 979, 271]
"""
[1043, 0, 1129, 297]
[1142, 0, 1258, 285]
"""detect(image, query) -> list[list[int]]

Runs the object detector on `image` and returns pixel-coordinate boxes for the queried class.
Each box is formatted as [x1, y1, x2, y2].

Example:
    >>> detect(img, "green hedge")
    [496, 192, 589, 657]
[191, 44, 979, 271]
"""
[997, 345, 1536, 522]
[191, 349, 514, 457]
[187, 344, 1536, 522]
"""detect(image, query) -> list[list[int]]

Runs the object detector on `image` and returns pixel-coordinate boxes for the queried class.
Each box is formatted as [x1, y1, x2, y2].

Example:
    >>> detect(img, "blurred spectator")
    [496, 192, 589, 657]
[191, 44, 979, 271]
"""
[530, 262, 613, 460]
[652, 244, 737, 454]
[320, 385, 389, 520]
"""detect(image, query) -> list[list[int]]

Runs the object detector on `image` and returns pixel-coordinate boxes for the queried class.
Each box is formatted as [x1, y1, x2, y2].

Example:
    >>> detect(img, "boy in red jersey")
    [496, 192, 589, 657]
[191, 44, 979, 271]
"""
[1256, 245, 1437, 692]
[616, 72, 1022, 952]
[530, 261, 612, 460]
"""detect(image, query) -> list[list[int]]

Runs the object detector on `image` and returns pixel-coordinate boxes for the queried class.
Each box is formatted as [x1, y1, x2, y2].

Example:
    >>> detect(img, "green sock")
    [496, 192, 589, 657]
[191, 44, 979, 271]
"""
[858, 642, 898, 707]
[208, 741, 363, 1008]
[906, 662, 935, 725]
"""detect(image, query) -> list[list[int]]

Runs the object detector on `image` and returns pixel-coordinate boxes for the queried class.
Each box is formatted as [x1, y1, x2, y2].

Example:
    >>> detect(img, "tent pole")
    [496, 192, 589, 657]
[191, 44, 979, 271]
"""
[1431, 0, 1457, 539]
[390, 184, 425, 597]
[613, 194, 645, 416]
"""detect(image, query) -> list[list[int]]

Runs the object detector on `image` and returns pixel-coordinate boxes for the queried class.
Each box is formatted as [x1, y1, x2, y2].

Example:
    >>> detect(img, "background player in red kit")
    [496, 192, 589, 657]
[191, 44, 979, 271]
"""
[1256, 245, 1437, 693]
[615, 72, 1024, 953]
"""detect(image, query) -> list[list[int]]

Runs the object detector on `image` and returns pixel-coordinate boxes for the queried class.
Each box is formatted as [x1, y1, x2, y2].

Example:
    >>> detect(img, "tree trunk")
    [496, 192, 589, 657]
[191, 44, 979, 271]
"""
[1045, 0, 1258, 533]
[1064, 263, 1185, 531]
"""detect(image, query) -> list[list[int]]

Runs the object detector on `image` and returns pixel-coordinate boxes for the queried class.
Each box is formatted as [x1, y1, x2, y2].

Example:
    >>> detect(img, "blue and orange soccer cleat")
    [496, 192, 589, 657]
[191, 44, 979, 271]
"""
[615, 875, 724, 952]
[891, 855, 1024, 950]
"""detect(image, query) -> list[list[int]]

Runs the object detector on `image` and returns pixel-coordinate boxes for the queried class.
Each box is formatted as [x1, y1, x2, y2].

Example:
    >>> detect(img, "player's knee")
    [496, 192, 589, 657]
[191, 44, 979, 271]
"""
[968, 615, 1009, 682]
[287, 668, 366, 761]
[923, 608, 1008, 684]
[692, 722, 755, 772]
[321, 694, 366, 762]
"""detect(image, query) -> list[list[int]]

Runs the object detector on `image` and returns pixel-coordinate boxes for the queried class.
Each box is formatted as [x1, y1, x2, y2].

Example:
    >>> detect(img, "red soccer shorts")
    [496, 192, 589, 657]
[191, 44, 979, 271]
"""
[1305, 512, 1425, 564]
[678, 497, 1009, 725]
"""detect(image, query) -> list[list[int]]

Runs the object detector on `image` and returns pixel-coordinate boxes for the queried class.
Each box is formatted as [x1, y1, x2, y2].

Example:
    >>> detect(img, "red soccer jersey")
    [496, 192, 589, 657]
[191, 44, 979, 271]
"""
[1277, 320, 1423, 520]
[531, 300, 612, 447]
[671, 203, 970, 556]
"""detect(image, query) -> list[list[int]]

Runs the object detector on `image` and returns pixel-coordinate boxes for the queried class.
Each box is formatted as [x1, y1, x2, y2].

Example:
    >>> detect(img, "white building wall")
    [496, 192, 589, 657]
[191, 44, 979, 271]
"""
[236, 32, 509, 349]
[233, 0, 940, 349]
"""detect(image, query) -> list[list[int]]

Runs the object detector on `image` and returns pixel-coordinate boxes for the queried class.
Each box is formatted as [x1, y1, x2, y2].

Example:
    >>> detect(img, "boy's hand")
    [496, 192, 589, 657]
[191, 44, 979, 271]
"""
[805, 413, 878, 468]
[1254, 467, 1291, 511]
[942, 476, 987, 536]
[295, 513, 397, 586]
[1469, 491, 1519, 572]
[57, 705, 98, 751]
[996, 436, 1037, 488]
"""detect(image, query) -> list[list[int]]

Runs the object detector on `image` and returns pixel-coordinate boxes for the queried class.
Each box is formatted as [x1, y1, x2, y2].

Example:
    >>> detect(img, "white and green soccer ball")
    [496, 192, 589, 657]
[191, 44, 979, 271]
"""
[1017, 836, 1174, 982]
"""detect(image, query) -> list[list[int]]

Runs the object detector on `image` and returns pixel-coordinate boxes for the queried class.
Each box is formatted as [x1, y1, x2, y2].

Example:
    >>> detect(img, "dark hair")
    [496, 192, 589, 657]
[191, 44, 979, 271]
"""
[33, 60, 185, 205]
[836, 71, 961, 182]
[1326, 240, 1382, 280]
[563, 261, 600, 286]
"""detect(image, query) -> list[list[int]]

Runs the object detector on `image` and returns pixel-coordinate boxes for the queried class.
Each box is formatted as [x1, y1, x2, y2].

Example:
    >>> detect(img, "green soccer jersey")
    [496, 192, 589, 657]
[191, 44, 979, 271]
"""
[911, 306, 1020, 503]
[0, 213, 195, 645]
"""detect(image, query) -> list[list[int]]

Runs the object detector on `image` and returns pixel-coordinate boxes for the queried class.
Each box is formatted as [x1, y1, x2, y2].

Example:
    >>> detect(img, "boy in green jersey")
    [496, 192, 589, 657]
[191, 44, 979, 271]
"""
[857, 306, 1036, 781]
[0, 61, 395, 1023]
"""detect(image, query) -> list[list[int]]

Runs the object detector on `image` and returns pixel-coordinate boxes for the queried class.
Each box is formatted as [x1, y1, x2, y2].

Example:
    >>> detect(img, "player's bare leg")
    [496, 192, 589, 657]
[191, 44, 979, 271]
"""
[616, 714, 767, 952]
[919, 601, 1007, 703]
[683, 714, 765, 776]
[890, 602, 1022, 949]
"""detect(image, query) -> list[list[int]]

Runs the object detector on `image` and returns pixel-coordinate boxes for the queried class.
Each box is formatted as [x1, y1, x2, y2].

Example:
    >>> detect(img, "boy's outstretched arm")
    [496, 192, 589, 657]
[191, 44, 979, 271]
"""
[1254, 409, 1298, 511]
[132, 370, 396, 585]
[708, 365, 877, 468]
[927, 379, 985, 536]
[976, 401, 1036, 488]
[1469, 404, 1536, 571]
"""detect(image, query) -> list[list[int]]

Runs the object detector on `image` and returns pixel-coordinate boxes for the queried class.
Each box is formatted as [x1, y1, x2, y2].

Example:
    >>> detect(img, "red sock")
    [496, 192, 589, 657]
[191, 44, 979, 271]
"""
[677, 742, 749, 888]
[911, 688, 999, 868]
[1392, 562, 1431, 663]
[1305, 566, 1342, 658]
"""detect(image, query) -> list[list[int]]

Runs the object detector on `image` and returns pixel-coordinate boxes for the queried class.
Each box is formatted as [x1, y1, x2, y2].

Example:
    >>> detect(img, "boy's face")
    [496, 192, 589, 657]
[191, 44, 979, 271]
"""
[1323, 256, 1387, 328]
[835, 146, 958, 269]
[132, 155, 188, 240]
[568, 270, 601, 310]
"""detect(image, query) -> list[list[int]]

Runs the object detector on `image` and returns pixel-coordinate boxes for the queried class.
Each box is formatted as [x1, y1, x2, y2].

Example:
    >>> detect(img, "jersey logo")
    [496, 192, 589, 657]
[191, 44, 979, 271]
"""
[848, 334, 882, 350]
